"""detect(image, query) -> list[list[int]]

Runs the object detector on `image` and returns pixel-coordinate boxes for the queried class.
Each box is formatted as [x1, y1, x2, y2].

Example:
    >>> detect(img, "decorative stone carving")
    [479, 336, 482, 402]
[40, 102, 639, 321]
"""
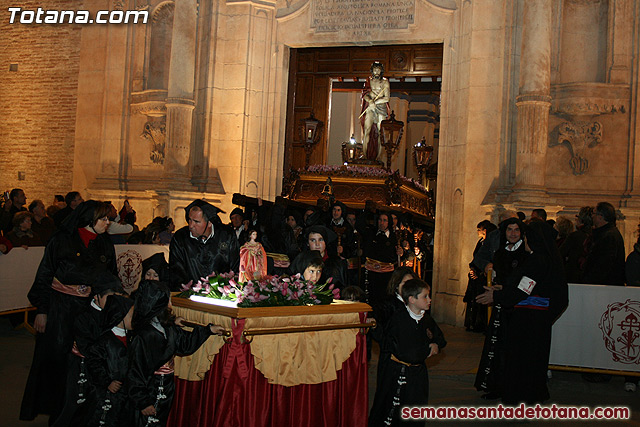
[141, 118, 166, 164]
[130, 90, 168, 118]
[551, 83, 629, 116]
[551, 121, 602, 176]
[153, 1, 175, 23]
[134, 0, 150, 11]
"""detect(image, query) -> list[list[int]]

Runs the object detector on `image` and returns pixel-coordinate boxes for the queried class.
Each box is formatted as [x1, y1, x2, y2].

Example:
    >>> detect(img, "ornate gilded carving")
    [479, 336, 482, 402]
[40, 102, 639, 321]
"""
[141, 118, 166, 164]
[283, 170, 430, 218]
[281, 169, 299, 199]
[551, 121, 602, 175]
[385, 173, 401, 205]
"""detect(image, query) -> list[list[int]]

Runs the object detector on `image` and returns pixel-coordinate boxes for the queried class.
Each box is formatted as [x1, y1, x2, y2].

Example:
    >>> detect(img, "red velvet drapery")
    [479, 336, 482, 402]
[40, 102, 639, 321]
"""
[168, 316, 369, 427]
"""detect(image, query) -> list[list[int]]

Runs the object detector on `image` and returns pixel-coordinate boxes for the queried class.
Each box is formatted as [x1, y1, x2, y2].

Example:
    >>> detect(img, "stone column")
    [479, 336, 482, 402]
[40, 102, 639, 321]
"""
[514, 0, 552, 198]
[164, 0, 197, 178]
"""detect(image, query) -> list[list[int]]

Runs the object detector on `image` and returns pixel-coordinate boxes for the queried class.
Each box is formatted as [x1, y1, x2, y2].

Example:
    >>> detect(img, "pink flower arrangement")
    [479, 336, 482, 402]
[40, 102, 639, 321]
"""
[177, 272, 339, 307]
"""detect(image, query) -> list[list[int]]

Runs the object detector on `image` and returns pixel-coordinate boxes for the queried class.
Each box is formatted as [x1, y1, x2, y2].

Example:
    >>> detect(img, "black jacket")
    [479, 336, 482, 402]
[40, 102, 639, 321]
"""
[27, 230, 117, 314]
[583, 222, 625, 286]
[168, 224, 240, 290]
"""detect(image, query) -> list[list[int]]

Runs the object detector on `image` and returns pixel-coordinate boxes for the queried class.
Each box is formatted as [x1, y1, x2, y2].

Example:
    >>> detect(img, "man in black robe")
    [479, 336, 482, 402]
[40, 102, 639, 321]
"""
[363, 212, 402, 310]
[478, 221, 568, 405]
[326, 200, 357, 260]
[169, 199, 239, 291]
[229, 207, 247, 247]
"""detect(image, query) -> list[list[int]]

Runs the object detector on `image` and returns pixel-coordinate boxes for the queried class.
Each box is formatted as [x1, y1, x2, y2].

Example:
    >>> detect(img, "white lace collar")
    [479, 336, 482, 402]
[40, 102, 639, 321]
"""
[505, 240, 523, 252]
[111, 326, 126, 337]
[406, 305, 425, 323]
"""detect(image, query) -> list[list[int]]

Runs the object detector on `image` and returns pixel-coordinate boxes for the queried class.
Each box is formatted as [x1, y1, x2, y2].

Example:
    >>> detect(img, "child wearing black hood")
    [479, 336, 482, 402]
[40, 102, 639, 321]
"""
[53, 271, 124, 427]
[128, 280, 225, 426]
[86, 294, 134, 426]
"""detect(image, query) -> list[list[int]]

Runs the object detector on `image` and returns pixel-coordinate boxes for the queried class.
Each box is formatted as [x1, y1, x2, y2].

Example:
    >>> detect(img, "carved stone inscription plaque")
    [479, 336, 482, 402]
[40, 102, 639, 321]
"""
[311, 0, 415, 35]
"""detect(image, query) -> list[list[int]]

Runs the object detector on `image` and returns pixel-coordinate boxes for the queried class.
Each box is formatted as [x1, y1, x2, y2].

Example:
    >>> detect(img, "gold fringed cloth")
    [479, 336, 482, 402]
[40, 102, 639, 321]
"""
[170, 298, 369, 386]
[247, 313, 359, 386]
[172, 304, 359, 386]
[168, 298, 371, 427]
[172, 306, 231, 381]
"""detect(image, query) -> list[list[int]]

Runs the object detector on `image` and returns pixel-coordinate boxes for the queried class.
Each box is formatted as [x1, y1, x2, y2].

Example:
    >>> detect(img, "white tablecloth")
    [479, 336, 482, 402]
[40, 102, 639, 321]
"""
[0, 244, 169, 313]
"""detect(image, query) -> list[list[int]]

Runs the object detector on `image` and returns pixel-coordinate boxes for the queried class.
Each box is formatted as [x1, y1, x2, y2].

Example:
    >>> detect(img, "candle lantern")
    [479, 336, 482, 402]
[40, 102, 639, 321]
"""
[379, 111, 405, 171]
[299, 112, 323, 167]
[341, 134, 363, 164]
[413, 136, 434, 182]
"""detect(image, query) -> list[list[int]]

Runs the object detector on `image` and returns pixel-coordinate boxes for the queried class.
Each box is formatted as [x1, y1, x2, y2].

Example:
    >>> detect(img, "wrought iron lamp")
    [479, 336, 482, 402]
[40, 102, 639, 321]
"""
[300, 112, 323, 167]
[413, 136, 433, 182]
[380, 111, 405, 170]
[341, 134, 363, 164]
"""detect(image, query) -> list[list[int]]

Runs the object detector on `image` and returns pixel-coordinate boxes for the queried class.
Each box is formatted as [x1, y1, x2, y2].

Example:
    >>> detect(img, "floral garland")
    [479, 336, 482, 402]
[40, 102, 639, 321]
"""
[301, 165, 428, 192]
[176, 271, 340, 307]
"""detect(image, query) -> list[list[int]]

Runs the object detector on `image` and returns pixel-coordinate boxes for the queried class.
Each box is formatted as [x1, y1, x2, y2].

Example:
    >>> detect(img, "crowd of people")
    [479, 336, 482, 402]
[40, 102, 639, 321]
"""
[464, 203, 640, 402]
[7, 187, 638, 425]
[3, 190, 441, 426]
[0, 189, 175, 254]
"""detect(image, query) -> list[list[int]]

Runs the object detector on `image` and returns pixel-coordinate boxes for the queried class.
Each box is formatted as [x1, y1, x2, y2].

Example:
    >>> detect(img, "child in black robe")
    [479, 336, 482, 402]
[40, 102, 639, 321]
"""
[86, 294, 134, 426]
[369, 279, 446, 427]
[128, 280, 225, 426]
[52, 271, 124, 427]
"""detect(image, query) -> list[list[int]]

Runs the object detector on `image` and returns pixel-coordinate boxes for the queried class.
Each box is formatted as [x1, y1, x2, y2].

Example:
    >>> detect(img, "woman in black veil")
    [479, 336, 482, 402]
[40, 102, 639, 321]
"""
[20, 200, 117, 424]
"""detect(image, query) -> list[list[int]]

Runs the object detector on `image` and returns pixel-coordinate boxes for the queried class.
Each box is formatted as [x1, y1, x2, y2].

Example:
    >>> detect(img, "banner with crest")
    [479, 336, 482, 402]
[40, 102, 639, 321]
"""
[550, 284, 640, 372]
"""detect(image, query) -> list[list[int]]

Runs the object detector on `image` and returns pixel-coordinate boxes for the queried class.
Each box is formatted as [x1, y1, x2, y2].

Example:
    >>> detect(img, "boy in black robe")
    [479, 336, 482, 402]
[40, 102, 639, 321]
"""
[53, 271, 124, 427]
[128, 280, 225, 426]
[86, 295, 134, 426]
[369, 279, 446, 426]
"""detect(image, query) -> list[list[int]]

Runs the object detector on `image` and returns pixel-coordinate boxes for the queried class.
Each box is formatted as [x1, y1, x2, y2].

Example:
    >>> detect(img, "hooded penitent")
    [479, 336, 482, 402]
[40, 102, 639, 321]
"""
[59, 200, 104, 233]
[133, 280, 170, 328]
[303, 225, 337, 248]
[184, 199, 224, 225]
[101, 294, 134, 334]
[89, 269, 124, 296]
[141, 252, 169, 282]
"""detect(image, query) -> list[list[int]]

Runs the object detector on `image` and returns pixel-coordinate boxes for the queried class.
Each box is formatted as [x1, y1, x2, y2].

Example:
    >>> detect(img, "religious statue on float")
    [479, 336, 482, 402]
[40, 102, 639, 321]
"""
[239, 229, 267, 283]
[360, 61, 390, 162]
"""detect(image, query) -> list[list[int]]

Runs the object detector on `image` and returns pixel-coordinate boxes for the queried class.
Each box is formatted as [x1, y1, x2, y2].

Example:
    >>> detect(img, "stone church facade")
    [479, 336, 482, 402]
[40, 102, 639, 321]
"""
[1, 0, 638, 324]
